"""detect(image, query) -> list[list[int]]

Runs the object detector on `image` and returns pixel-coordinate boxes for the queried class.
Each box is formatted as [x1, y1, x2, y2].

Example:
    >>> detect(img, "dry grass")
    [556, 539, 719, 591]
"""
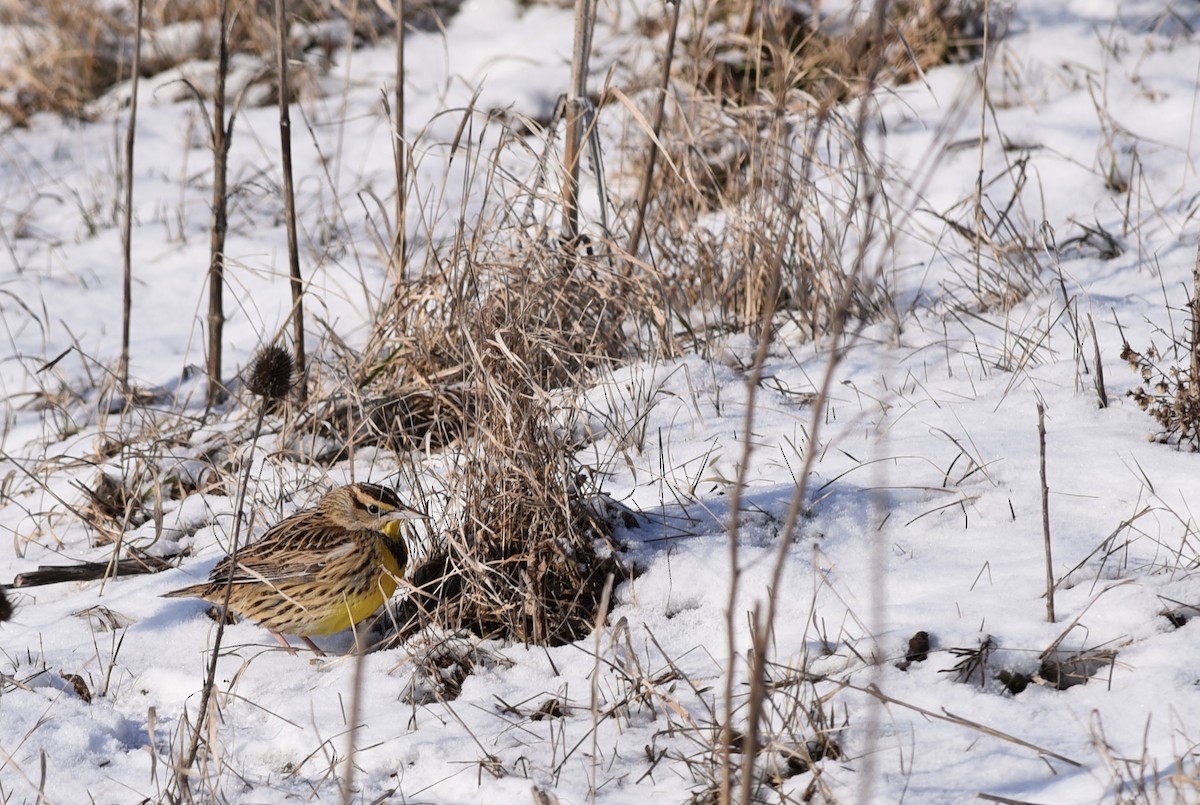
[1123, 328, 1200, 450]
[614, 1, 998, 347]
[356, 235, 643, 645]
[0, 0, 1018, 800]
[0, 0, 133, 123]
[0, 0, 410, 123]
[688, 0, 989, 108]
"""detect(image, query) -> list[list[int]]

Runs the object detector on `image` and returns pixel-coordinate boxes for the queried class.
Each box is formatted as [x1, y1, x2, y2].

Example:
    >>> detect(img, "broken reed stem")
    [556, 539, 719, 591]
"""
[275, 0, 308, 403]
[1087, 312, 1107, 408]
[206, 0, 232, 408]
[392, 0, 406, 277]
[972, 0, 991, 283]
[1191, 240, 1200, 408]
[727, 201, 792, 805]
[561, 0, 595, 246]
[626, 0, 681, 262]
[119, 0, 144, 391]
[1038, 402, 1055, 623]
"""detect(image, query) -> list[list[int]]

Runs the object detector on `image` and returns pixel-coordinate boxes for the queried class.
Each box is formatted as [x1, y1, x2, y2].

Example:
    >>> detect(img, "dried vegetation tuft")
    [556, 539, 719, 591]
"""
[0, 0, 1044, 799]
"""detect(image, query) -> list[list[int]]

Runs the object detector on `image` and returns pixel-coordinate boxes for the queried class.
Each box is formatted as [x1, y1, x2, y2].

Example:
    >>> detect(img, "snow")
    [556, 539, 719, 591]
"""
[4, 0, 1200, 802]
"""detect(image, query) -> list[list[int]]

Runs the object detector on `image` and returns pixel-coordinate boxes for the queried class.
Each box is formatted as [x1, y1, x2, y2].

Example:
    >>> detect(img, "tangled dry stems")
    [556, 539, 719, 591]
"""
[354, 240, 642, 646]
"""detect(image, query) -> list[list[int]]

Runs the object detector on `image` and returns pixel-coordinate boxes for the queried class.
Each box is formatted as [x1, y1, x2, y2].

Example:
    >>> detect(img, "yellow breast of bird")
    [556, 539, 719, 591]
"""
[309, 524, 405, 636]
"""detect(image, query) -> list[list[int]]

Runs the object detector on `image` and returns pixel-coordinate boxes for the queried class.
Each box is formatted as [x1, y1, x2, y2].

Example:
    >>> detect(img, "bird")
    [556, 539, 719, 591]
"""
[163, 483, 417, 655]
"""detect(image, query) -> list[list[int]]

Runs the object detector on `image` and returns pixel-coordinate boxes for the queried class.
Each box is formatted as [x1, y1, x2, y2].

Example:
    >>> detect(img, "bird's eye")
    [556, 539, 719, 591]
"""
[367, 504, 380, 515]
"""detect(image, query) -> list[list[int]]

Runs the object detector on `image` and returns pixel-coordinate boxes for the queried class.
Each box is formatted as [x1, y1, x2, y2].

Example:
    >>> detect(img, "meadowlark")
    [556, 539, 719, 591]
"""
[163, 483, 416, 655]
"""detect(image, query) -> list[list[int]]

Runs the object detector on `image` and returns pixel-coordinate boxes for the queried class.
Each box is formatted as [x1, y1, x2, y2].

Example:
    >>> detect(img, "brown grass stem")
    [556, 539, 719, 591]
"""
[274, 0, 308, 403]
[842, 681, 1083, 768]
[1038, 402, 1055, 623]
[626, 0, 680, 262]
[392, 0, 407, 277]
[973, 0, 991, 282]
[1191, 241, 1200, 408]
[206, 0, 232, 408]
[118, 0, 143, 392]
[1088, 313, 1107, 408]
[720, 1, 897, 799]
[561, 0, 595, 247]
[589, 574, 614, 805]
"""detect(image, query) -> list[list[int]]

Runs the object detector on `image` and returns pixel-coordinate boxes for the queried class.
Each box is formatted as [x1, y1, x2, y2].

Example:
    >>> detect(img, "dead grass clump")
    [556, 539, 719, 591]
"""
[0, 0, 128, 123]
[625, 5, 942, 342]
[1037, 648, 1118, 690]
[382, 369, 627, 645]
[313, 384, 471, 457]
[357, 237, 639, 646]
[0, 0, 425, 123]
[934, 156, 1049, 316]
[1124, 336, 1200, 450]
[311, 238, 649, 458]
[666, 666, 843, 803]
[422, 460, 622, 646]
[694, 0, 992, 108]
[1124, 250, 1200, 449]
[368, 245, 642, 390]
[396, 633, 511, 704]
[621, 1, 1006, 343]
[77, 470, 150, 545]
[1089, 713, 1200, 804]
[634, 100, 890, 339]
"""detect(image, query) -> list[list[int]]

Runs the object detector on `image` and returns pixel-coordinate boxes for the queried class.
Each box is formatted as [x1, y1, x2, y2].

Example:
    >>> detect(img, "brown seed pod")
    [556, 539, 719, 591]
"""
[247, 344, 294, 402]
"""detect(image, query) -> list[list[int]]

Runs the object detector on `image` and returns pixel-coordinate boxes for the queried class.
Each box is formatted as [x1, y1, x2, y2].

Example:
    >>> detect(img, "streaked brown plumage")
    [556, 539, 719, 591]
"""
[163, 483, 415, 655]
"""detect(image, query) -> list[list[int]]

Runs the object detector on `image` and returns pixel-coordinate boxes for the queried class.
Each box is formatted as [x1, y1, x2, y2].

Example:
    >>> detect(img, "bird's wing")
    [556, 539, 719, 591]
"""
[206, 524, 363, 585]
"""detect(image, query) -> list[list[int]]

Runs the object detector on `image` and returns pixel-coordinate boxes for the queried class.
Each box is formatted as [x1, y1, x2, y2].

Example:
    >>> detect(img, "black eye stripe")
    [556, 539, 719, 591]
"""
[352, 484, 402, 513]
[380, 488, 402, 508]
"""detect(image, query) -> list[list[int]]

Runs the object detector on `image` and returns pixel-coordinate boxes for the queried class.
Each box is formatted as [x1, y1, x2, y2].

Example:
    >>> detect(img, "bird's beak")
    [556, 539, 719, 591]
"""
[389, 502, 428, 520]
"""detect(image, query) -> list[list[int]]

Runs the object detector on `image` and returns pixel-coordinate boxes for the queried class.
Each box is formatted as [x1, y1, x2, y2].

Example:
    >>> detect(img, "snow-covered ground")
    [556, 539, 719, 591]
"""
[4, 0, 1200, 802]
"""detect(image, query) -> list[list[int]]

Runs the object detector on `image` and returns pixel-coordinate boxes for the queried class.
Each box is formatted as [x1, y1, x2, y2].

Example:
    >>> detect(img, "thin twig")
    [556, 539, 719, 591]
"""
[972, 0, 991, 282]
[1087, 312, 1107, 408]
[843, 681, 1083, 768]
[626, 0, 681, 261]
[118, 0, 144, 391]
[589, 574, 614, 805]
[1038, 402, 1055, 623]
[727, 3, 893, 801]
[560, 0, 595, 248]
[205, 0, 232, 408]
[275, 0, 308, 403]
[392, 0, 406, 277]
[1191, 240, 1200, 411]
[179, 409, 265, 782]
